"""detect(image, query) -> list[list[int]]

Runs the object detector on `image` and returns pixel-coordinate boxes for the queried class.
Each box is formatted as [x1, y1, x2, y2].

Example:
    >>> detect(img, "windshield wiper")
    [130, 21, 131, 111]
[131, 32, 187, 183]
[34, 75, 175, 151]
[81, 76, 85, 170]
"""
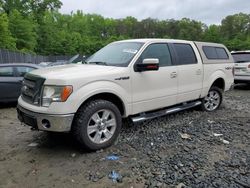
[88, 61, 108, 65]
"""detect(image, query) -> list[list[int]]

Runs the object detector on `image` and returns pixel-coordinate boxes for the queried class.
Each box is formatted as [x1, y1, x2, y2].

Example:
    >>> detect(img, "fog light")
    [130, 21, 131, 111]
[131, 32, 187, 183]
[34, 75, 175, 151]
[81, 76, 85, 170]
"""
[42, 119, 51, 129]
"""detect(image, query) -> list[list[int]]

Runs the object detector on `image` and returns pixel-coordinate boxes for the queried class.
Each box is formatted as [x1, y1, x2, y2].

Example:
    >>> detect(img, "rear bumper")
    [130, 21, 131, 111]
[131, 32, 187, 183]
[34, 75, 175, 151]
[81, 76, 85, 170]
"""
[17, 105, 74, 132]
[234, 75, 250, 83]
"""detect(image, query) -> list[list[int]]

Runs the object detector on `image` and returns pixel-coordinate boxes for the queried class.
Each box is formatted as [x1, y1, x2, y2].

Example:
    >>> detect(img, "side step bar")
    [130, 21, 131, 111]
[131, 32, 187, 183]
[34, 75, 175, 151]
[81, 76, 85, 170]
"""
[131, 101, 201, 123]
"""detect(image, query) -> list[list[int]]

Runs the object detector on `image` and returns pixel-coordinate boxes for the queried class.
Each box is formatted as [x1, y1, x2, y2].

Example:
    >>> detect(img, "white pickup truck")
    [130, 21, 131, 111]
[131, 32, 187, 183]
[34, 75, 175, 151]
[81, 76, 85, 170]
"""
[17, 39, 234, 150]
[231, 51, 250, 84]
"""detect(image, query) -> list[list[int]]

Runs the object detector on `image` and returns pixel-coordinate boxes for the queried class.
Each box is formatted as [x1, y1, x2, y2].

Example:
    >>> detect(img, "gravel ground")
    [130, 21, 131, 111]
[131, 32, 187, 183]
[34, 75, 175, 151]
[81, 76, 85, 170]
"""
[0, 85, 249, 188]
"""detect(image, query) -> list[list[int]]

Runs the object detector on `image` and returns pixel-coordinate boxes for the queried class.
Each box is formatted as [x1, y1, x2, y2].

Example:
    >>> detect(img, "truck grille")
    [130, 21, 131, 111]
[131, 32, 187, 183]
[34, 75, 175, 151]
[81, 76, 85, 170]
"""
[21, 74, 45, 105]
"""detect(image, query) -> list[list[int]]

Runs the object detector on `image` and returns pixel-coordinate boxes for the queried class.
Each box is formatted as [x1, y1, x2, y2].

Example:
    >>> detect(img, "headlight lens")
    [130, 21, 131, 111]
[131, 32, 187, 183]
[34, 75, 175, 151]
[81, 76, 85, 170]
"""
[42, 85, 73, 107]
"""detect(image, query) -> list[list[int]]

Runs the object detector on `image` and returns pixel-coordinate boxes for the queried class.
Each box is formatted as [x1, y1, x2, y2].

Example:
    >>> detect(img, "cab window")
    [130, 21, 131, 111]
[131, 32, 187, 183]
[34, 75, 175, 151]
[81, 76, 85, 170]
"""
[202, 46, 229, 60]
[173, 43, 197, 65]
[0, 66, 14, 77]
[16, 66, 35, 77]
[139, 43, 172, 67]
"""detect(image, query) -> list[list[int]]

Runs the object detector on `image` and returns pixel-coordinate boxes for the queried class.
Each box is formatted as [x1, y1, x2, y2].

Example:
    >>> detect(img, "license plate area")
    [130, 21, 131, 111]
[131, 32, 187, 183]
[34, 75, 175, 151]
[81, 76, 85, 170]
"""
[17, 108, 38, 129]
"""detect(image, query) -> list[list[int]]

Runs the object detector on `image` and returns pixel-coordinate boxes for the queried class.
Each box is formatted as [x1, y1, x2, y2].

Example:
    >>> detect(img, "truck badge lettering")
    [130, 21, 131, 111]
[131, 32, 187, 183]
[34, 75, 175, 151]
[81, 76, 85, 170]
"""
[115, 76, 130, 80]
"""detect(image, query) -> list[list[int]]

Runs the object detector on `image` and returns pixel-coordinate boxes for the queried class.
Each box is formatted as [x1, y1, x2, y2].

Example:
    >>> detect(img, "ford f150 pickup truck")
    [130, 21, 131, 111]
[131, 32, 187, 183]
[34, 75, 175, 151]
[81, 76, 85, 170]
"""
[17, 39, 234, 150]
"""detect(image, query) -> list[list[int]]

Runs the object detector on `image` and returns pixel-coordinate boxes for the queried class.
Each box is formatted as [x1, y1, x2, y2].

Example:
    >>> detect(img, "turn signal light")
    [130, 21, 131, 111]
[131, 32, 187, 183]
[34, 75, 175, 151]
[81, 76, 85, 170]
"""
[61, 86, 73, 102]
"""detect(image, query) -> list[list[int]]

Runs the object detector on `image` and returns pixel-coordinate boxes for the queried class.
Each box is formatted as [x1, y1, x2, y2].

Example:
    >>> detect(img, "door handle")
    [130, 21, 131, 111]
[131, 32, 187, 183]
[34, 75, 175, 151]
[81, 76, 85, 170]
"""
[170, 72, 177, 78]
[196, 69, 202, 75]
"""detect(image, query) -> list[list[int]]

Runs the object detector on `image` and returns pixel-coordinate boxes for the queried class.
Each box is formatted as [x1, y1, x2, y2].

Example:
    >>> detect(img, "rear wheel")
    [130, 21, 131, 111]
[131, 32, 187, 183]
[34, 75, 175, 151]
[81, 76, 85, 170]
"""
[201, 86, 223, 112]
[72, 100, 122, 150]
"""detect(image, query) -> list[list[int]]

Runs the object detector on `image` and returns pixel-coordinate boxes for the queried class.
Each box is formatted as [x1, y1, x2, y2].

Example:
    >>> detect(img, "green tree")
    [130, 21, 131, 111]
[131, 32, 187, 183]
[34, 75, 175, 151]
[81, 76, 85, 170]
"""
[104, 18, 117, 37]
[221, 13, 250, 40]
[0, 0, 62, 18]
[67, 11, 88, 36]
[0, 13, 15, 49]
[9, 9, 37, 52]
[36, 11, 60, 54]
[203, 25, 221, 43]
[115, 16, 138, 37]
[61, 32, 82, 55]
[220, 13, 250, 50]
[135, 18, 159, 38]
[0, 0, 28, 15]
[28, 0, 62, 22]
[1, 3, 250, 55]
[164, 19, 180, 39]
[178, 18, 204, 41]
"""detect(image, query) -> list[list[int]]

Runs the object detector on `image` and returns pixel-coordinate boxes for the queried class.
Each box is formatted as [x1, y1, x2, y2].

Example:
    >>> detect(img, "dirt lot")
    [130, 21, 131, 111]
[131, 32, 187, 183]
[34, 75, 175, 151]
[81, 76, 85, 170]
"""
[0, 85, 250, 188]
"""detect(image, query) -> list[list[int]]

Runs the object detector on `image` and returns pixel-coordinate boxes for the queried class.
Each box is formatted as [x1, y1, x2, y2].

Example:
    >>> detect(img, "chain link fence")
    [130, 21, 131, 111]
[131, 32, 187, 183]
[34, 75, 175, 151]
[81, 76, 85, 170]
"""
[0, 49, 71, 64]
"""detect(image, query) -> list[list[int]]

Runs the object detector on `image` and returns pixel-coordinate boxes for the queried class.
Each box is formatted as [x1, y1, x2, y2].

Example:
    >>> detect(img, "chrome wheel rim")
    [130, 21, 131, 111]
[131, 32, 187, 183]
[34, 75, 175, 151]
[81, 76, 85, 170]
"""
[87, 109, 116, 144]
[204, 90, 221, 111]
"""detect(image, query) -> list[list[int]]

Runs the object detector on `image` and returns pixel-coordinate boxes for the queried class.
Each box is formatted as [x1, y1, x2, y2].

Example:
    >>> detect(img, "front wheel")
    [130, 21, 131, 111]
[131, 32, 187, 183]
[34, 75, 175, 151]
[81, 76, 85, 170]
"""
[72, 100, 122, 150]
[201, 86, 223, 112]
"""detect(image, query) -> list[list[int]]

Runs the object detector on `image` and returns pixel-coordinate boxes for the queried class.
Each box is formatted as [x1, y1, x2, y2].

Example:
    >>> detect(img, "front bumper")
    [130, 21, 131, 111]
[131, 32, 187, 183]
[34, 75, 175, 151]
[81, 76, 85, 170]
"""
[17, 105, 74, 132]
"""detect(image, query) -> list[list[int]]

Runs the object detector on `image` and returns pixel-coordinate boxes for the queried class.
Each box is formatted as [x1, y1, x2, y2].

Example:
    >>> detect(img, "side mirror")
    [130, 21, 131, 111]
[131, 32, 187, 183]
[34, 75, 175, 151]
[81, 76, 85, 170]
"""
[135, 58, 159, 72]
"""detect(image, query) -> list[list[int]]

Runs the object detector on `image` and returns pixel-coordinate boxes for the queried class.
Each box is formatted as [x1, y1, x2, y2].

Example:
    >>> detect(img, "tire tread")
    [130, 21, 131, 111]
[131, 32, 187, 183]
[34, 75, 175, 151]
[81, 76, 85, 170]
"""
[72, 99, 121, 150]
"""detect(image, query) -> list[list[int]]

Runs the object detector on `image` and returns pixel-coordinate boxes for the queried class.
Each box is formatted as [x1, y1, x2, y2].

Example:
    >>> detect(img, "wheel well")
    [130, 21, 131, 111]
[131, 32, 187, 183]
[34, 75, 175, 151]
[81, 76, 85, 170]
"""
[80, 93, 125, 116]
[211, 78, 225, 91]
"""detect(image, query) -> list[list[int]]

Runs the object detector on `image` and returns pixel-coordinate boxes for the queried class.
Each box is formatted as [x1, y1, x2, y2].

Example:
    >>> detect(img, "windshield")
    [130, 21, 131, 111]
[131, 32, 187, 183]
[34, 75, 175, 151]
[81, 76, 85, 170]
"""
[68, 54, 79, 63]
[86, 42, 144, 67]
[232, 53, 250, 63]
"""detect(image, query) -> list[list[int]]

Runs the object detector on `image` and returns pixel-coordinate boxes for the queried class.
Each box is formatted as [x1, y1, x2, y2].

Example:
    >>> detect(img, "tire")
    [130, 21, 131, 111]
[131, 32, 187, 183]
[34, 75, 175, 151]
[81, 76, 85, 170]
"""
[201, 86, 223, 112]
[72, 99, 122, 150]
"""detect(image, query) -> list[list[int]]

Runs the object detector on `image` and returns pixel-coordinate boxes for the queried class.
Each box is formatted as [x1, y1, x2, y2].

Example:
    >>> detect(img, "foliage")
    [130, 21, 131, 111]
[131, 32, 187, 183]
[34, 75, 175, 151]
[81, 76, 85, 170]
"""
[8, 9, 37, 52]
[203, 25, 221, 43]
[0, 0, 250, 55]
[0, 0, 62, 16]
[0, 13, 15, 49]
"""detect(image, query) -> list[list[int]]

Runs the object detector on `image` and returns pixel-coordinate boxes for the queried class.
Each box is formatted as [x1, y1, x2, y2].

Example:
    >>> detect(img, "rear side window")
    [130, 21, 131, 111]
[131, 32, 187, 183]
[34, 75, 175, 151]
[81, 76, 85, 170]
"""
[203, 46, 229, 59]
[0, 67, 14, 77]
[173, 43, 197, 65]
[16, 66, 35, 77]
[140, 43, 172, 67]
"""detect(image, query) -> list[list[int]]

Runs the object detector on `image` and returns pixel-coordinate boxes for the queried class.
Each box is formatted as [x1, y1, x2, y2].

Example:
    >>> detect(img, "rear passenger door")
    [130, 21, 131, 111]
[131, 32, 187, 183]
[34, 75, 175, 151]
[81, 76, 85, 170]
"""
[171, 42, 203, 103]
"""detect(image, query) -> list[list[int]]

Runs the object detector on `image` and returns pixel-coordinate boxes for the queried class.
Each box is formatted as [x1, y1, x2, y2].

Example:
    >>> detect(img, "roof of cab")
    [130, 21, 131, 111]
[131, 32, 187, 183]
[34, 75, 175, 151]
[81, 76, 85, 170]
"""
[0, 63, 41, 68]
[114, 38, 192, 44]
[231, 50, 250, 54]
[114, 39, 228, 48]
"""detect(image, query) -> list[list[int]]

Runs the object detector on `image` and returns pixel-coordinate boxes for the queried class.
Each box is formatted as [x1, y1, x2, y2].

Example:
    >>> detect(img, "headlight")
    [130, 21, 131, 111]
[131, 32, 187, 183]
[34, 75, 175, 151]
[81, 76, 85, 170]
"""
[42, 85, 73, 107]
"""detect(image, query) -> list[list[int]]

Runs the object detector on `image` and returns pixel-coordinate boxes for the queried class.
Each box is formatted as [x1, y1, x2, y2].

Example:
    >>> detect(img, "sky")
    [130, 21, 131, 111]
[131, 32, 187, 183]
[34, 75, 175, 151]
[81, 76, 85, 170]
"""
[60, 0, 250, 25]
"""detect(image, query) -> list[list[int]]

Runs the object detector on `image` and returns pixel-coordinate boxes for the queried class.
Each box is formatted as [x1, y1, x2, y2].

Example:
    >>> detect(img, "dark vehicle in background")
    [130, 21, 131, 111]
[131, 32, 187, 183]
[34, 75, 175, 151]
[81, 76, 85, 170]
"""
[39, 54, 88, 67]
[0, 63, 41, 102]
[231, 51, 250, 84]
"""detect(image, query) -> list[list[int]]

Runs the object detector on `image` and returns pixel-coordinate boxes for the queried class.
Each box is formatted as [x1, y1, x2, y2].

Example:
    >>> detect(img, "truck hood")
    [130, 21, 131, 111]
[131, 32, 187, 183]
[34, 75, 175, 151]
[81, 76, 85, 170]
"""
[30, 64, 118, 80]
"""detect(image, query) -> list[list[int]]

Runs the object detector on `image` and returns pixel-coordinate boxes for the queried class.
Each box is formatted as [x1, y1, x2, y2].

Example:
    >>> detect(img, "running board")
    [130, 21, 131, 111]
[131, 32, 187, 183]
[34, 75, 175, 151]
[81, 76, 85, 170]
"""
[131, 101, 202, 123]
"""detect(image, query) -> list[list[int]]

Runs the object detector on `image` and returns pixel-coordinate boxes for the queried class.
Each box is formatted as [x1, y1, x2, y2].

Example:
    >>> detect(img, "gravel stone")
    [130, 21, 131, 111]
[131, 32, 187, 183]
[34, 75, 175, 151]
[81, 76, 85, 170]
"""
[0, 85, 250, 187]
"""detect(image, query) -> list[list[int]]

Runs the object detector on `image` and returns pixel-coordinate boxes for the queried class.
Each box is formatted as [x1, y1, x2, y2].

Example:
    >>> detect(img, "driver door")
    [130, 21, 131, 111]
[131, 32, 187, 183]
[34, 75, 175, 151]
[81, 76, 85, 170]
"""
[131, 43, 178, 114]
